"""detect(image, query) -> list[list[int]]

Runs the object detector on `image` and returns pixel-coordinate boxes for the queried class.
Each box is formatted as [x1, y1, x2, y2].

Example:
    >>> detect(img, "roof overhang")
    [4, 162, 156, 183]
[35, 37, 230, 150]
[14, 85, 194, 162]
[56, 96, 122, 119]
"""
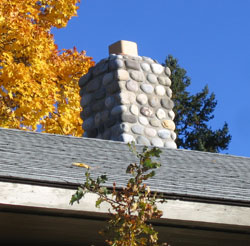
[1, 181, 250, 245]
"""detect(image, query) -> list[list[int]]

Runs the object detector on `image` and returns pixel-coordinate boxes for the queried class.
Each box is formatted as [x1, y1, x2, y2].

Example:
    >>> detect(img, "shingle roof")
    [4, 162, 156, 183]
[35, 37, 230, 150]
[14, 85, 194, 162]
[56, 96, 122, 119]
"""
[1, 127, 250, 205]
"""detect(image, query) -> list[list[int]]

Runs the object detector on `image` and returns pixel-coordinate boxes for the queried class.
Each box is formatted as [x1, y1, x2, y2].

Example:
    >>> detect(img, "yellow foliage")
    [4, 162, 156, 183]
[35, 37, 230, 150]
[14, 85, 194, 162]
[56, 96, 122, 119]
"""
[0, 0, 94, 136]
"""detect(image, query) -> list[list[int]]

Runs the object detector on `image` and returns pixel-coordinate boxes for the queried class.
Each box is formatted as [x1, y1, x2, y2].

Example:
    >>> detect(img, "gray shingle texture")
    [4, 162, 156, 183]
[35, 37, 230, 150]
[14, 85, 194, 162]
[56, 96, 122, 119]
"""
[1, 127, 250, 204]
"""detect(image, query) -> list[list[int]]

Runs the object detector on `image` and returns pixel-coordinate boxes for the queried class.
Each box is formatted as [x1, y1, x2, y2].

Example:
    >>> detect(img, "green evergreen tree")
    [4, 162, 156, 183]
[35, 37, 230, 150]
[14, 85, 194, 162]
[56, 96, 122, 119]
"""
[164, 55, 231, 153]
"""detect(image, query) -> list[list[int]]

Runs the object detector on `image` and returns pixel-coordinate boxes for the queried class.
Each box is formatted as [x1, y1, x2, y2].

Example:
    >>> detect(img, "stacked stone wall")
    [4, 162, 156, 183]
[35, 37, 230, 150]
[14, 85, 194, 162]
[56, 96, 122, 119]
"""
[79, 54, 177, 148]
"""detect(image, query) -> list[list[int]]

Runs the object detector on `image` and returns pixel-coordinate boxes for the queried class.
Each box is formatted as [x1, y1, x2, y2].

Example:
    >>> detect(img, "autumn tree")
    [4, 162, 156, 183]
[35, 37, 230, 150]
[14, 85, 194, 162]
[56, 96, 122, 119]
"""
[164, 55, 231, 152]
[0, 0, 94, 136]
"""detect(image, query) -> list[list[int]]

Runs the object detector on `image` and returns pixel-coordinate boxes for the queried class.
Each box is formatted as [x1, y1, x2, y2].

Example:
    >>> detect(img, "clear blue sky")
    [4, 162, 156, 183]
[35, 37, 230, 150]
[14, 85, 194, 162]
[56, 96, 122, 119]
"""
[52, 0, 250, 157]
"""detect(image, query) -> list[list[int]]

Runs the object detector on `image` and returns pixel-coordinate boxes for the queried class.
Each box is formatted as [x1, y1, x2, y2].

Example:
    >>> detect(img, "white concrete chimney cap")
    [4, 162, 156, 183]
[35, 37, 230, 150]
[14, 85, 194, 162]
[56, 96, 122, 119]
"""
[109, 40, 138, 56]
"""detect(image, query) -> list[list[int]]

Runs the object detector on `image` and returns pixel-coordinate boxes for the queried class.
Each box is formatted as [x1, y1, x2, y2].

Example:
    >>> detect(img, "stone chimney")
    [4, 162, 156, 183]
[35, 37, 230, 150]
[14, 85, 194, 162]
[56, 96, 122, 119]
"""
[79, 40, 176, 148]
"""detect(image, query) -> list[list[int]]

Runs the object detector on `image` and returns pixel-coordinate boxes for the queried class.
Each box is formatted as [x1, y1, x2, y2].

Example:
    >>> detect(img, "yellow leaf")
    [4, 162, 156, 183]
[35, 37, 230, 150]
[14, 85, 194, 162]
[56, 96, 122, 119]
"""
[8, 91, 13, 99]
[72, 163, 90, 169]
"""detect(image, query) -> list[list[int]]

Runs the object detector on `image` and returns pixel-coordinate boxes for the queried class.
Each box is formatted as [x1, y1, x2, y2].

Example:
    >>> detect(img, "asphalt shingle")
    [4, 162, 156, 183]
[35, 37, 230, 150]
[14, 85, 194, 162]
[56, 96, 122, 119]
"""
[1, 127, 250, 204]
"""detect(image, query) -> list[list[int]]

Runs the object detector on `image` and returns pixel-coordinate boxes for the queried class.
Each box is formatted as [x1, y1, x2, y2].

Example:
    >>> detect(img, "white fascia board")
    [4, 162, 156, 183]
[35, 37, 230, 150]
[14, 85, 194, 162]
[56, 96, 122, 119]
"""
[1, 181, 250, 228]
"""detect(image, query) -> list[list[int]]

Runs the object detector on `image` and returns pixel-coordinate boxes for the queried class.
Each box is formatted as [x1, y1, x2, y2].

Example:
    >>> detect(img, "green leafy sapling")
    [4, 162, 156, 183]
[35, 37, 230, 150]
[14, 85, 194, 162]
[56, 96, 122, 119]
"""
[70, 142, 168, 246]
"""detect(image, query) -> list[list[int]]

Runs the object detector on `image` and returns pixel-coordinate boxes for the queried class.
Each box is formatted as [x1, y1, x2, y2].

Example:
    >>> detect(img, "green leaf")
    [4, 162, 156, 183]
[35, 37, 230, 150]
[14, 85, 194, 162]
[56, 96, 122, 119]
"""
[129, 177, 135, 184]
[143, 158, 153, 168]
[70, 187, 84, 205]
[100, 175, 107, 181]
[143, 171, 155, 180]
[96, 198, 104, 208]
[148, 147, 162, 157]
[97, 175, 107, 185]
[151, 161, 161, 169]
